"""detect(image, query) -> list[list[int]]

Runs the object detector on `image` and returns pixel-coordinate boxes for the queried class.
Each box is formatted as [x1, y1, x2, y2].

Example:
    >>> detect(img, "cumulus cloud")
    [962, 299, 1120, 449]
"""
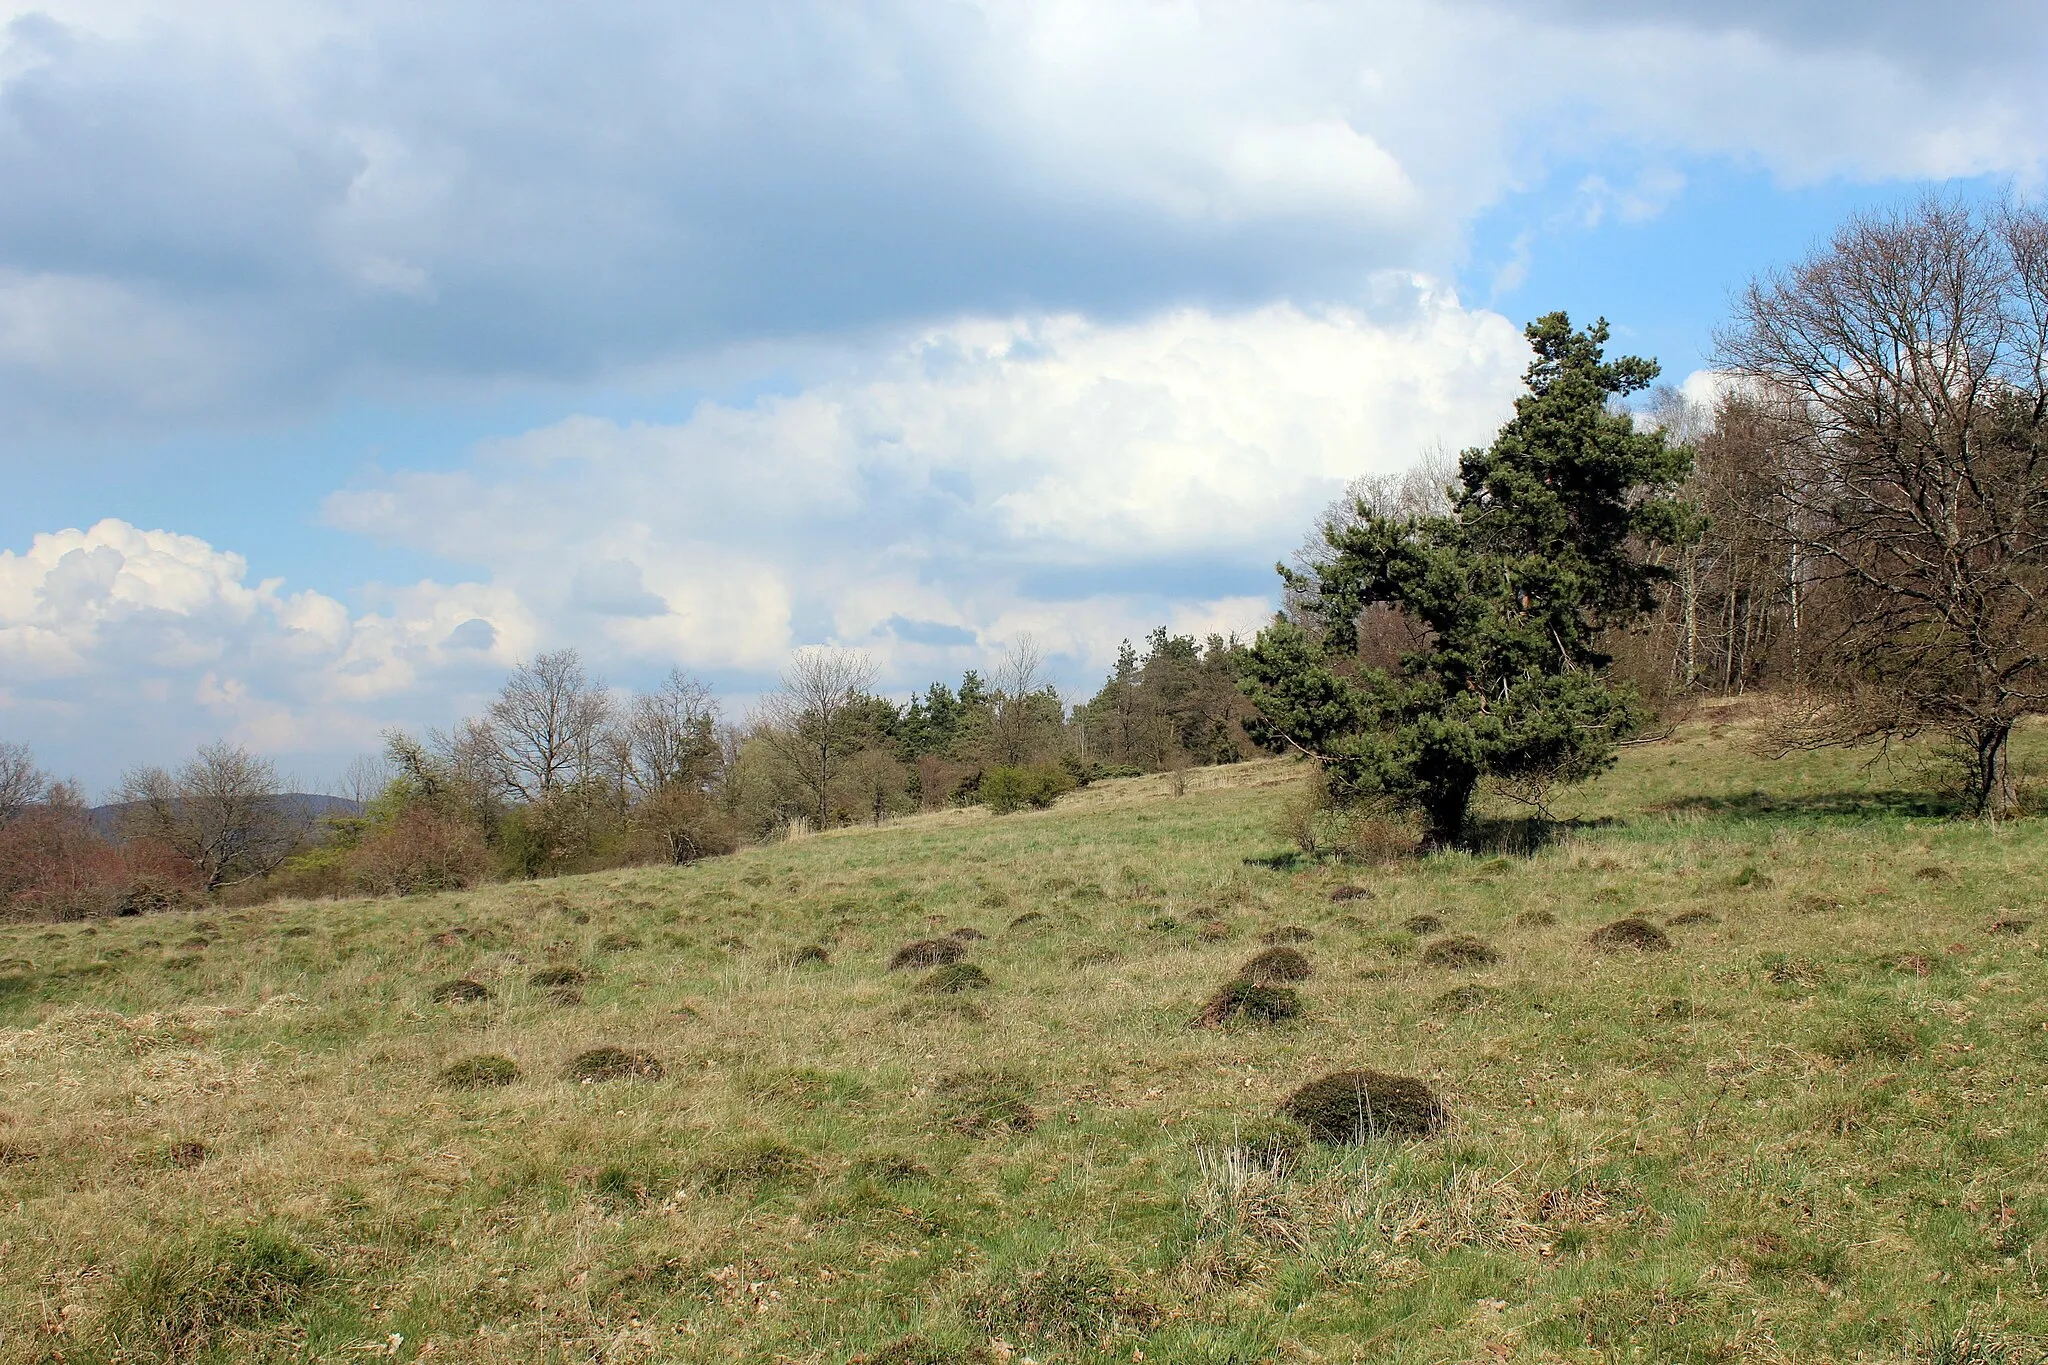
[0, 518, 534, 785]
[322, 287, 1529, 681]
[0, 0, 2041, 427]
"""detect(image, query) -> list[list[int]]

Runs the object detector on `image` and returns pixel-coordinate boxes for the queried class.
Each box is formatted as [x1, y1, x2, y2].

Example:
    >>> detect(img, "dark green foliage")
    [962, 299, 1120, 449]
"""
[914, 963, 990, 994]
[1241, 315, 1694, 846]
[101, 1225, 323, 1359]
[1238, 946, 1310, 983]
[564, 1047, 663, 1082]
[1589, 917, 1673, 952]
[1077, 628, 1255, 770]
[441, 1054, 519, 1089]
[934, 1069, 1035, 1136]
[1194, 980, 1299, 1027]
[889, 938, 964, 970]
[1419, 934, 1499, 968]
[429, 978, 490, 1004]
[1279, 1069, 1444, 1143]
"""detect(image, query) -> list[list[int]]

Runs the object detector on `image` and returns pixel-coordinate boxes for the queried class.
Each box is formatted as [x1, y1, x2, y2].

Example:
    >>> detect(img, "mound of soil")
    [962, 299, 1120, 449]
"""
[1193, 980, 1300, 1028]
[1990, 917, 2033, 936]
[1419, 934, 1499, 968]
[1329, 885, 1374, 902]
[1196, 920, 1235, 943]
[429, 978, 491, 1004]
[935, 1069, 1036, 1136]
[1514, 909, 1558, 928]
[1589, 917, 1673, 952]
[564, 1047, 664, 1083]
[890, 938, 966, 970]
[1279, 1069, 1443, 1143]
[1007, 912, 1047, 931]
[1401, 913, 1444, 934]
[1430, 983, 1492, 1014]
[916, 963, 992, 994]
[777, 944, 831, 967]
[441, 1054, 519, 1089]
[949, 927, 988, 941]
[1238, 946, 1312, 984]
[1913, 865, 1950, 881]
[1666, 910, 1718, 927]
[529, 965, 587, 989]
[1261, 925, 1314, 944]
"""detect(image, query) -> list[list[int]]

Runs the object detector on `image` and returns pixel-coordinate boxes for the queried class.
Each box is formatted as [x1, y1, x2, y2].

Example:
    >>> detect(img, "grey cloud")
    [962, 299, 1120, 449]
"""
[570, 560, 669, 618]
[443, 617, 497, 650]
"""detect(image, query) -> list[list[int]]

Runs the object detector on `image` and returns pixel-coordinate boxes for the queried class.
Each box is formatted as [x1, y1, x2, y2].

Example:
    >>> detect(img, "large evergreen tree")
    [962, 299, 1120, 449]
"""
[1241, 313, 1696, 847]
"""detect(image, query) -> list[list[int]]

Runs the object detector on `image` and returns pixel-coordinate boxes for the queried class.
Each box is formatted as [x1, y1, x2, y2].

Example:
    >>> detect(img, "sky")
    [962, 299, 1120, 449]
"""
[1, 1, 2044, 792]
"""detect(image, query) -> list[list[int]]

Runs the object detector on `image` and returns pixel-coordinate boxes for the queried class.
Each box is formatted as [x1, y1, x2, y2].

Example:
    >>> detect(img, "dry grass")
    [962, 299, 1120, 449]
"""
[3, 716, 2048, 1361]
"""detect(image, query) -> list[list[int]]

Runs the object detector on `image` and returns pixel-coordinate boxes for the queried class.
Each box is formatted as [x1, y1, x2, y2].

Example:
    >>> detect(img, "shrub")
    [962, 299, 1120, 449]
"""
[101, 1225, 323, 1359]
[351, 807, 488, 896]
[625, 786, 738, 866]
[441, 1054, 519, 1089]
[1279, 1069, 1443, 1143]
[1238, 946, 1311, 983]
[1193, 980, 1300, 1028]
[981, 763, 1077, 815]
[0, 808, 195, 922]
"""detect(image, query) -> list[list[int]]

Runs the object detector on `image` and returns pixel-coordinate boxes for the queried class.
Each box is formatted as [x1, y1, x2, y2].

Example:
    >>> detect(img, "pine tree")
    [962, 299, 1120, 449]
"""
[1241, 313, 1696, 847]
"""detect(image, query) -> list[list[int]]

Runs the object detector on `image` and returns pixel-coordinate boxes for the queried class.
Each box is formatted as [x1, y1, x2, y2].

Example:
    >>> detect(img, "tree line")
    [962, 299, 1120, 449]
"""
[0, 626, 1256, 919]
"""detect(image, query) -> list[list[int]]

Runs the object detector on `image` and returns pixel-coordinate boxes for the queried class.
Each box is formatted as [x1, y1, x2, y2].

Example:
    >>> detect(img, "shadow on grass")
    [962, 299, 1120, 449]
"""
[1462, 816, 1618, 856]
[1652, 789, 1956, 820]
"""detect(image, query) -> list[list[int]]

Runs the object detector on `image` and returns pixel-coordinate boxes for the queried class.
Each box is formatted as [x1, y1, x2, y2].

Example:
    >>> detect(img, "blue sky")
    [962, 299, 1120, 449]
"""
[1, 1, 2043, 790]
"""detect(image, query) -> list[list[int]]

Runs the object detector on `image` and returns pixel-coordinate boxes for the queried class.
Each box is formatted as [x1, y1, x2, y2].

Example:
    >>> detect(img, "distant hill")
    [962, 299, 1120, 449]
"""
[88, 793, 363, 837]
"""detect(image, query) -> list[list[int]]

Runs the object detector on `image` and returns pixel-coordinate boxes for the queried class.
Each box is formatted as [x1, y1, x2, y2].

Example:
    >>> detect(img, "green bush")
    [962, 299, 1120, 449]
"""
[982, 763, 1078, 815]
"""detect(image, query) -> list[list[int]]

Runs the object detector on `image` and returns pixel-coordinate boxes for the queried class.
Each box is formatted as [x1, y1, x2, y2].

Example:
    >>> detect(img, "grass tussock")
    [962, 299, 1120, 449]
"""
[913, 962, 990, 994]
[440, 1054, 519, 1089]
[888, 938, 965, 970]
[1589, 916, 1674, 952]
[1193, 979, 1300, 1028]
[563, 1047, 664, 1083]
[99, 1225, 322, 1360]
[934, 1069, 1036, 1136]
[428, 977, 490, 1003]
[1419, 934, 1499, 968]
[1238, 945, 1311, 983]
[1279, 1069, 1444, 1142]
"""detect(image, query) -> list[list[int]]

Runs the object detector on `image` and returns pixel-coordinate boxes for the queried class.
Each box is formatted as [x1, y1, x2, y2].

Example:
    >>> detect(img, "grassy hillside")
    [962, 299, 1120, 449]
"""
[4, 702, 2048, 1363]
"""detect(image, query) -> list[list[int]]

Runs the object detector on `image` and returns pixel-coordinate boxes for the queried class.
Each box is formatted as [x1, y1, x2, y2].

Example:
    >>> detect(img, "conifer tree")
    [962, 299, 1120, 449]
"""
[1242, 313, 1696, 847]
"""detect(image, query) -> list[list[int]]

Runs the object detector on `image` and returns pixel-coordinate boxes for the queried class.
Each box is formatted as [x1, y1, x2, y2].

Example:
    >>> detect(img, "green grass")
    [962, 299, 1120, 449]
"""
[4, 703, 2048, 1362]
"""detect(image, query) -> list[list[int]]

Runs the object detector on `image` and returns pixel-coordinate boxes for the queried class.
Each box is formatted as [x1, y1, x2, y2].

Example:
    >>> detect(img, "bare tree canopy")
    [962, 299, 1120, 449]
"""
[0, 741, 50, 827]
[1718, 196, 2048, 815]
[482, 649, 612, 801]
[625, 669, 722, 796]
[756, 647, 879, 827]
[986, 633, 1063, 767]
[117, 742, 307, 891]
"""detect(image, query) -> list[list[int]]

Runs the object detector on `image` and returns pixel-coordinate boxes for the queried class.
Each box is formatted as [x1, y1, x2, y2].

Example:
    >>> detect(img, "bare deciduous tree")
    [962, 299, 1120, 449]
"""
[117, 742, 307, 892]
[1718, 196, 2048, 816]
[624, 669, 722, 796]
[757, 647, 878, 828]
[987, 633, 1059, 766]
[0, 741, 50, 827]
[482, 649, 611, 801]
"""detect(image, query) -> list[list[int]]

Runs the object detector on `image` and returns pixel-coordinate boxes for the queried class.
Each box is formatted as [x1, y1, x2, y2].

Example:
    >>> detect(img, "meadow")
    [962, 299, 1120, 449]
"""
[4, 700, 2048, 1364]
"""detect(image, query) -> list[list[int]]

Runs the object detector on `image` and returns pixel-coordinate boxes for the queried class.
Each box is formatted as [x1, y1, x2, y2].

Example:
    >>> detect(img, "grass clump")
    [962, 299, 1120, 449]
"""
[441, 1054, 519, 1090]
[1238, 945, 1311, 983]
[1401, 912, 1444, 934]
[1329, 885, 1374, 902]
[1193, 980, 1300, 1028]
[1260, 924, 1314, 944]
[777, 944, 831, 967]
[428, 978, 490, 1004]
[564, 1047, 664, 1083]
[100, 1225, 323, 1360]
[1514, 909, 1558, 927]
[914, 962, 990, 994]
[889, 938, 965, 970]
[934, 1069, 1036, 1136]
[1989, 916, 2033, 936]
[1006, 911, 1046, 931]
[1419, 934, 1499, 968]
[529, 965, 587, 989]
[693, 1138, 814, 1193]
[1431, 983, 1493, 1014]
[963, 1249, 1158, 1350]
[1667, 909, 1718, 927]
[1589, 917, 1673, 952]
[949, 926, 987, 941]
[1279, 1069, 1444, 1143]
[166, 1139, 208, 1170]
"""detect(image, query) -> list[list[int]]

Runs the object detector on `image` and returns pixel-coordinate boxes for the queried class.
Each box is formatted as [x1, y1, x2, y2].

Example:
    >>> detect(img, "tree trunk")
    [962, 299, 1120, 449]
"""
[1422, 771, 1478, 851]
[1972, 721, 2015, 821]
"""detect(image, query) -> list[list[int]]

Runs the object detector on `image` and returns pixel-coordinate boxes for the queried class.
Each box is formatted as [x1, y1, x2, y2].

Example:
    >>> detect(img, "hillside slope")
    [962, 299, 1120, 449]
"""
[3, 705, 2047, 1363]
